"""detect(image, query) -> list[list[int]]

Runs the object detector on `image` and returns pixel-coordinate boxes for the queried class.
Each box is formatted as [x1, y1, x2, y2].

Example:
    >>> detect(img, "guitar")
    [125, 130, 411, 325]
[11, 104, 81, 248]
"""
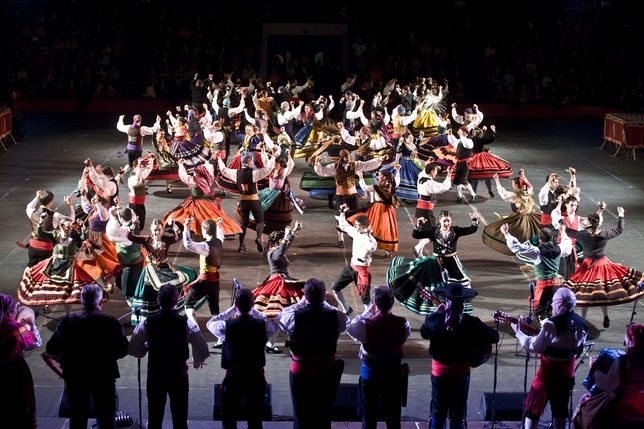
[491, 311, 540, 336]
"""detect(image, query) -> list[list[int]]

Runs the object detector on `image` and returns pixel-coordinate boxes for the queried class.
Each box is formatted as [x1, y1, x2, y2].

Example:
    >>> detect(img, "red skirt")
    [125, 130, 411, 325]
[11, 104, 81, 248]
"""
[76, 232, 121, 280]
[564, 257, 644, 306]
[252, 274, 305, 319]
[216, 152, 269, 193]
[348, 201, 398, 252]
[467, 152, 513, 180]
[164, 196, 242, 238]
[17, 257, 97, 305]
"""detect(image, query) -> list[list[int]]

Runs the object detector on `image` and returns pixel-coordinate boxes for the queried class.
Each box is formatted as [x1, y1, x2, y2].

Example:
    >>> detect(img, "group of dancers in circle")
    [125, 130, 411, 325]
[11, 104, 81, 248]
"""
[13, 72, 644, 340]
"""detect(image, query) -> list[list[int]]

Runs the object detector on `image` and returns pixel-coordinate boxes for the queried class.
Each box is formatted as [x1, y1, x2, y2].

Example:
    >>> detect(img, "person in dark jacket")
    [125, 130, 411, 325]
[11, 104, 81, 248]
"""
[128, 284, 209, 429]
[420, 283, 499, 429]
[46, 284, 129, 429]
[207, 288, 278, 429]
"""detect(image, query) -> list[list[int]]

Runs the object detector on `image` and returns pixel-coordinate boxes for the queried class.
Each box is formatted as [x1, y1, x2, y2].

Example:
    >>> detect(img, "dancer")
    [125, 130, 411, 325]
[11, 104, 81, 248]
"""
[387, 211, 479, 314]
[18, 214, 94, 309]
[512, 287, 587, 429]
[413, 163, 453, 258]
[182, 217, 224, 326]
[331, 207, 378, 315]
[564, 206, 644, 328]
[127, 155, 154, 230]
[351, 167, 400, 256]
[482, 171, 541, 256]
[117, 114, 161, 167]
[217, 147, 278, 252]
[107, 206, 145, 300]
[164, 158, 241, 239]
[85, 158, 120, 207]
[146, 128, 178, 194]
[24, 190, 75, 267]
[551, 197, 593, 279]
[452, 126, 477, 203]
[468, 125, 513, 197]
[314, 149, 384, 248]
[379, 131, 424, 201]
[126, 218, 198, 324]
[421, 283, 499, 429]
[0, 294, 41, 429]
[501, 222, 572, 322]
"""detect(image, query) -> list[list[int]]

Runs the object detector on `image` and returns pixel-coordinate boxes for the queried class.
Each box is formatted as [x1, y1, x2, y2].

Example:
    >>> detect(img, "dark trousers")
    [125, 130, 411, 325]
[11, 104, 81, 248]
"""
[430, 373, 470, 429]
[128, 202, 146, 230]
[66, 377, 117, 429]
[471, 179, 492, 193]
[360, 374, 402, 429]
[535, 285, 559, 319]
[289, 371, 336, 429]
[128, 150, 142, 168]
[221, 374, 265, 429]
[185, 278, 220, 315]
[331, 265, 372, 305]
[335, 193, 360, 215]
[117, 260, 144, 299]
[147, 373, 189, 429]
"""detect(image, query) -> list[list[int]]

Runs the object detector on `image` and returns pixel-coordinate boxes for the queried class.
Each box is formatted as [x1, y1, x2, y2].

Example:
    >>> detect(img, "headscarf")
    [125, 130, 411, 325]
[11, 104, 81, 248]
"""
[193, 165, 215, 197]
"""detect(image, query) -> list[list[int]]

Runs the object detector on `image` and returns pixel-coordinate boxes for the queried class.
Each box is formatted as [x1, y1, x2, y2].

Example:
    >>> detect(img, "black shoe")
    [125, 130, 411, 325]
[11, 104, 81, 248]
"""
[345, 307, 353, 316]
[212, 341, 223, 349]
[255, 238, 264, 252]
[265, 346, 283, 354]
[338, 240, 345, 248]
[284, 340, 291, 348]
[456, 196, 463, 203]
[412, 247, 420, 258]
[238, 245, 249, 252]
[603, 315, 610, 328]
[489, 190, 494, 198]
[470, 195, 477, 203]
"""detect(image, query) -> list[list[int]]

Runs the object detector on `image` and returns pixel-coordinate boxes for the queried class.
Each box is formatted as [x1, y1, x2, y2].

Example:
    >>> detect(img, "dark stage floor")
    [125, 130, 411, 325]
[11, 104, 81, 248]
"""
[1, 113, 643, 426]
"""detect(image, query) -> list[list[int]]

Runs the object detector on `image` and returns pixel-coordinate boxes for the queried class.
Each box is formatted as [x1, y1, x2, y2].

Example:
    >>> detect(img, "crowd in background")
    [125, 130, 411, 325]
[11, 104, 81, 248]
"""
[1, 0, 643, 112]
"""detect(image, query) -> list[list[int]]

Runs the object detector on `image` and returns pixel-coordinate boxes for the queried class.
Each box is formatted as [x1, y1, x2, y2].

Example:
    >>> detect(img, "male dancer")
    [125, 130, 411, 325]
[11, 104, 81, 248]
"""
[127, 155, 154, 230]
[413, 163, 452, 257]
[183, 217, 224, 326]
[332, 206, 378, 315]
[24, 190, 75, 267]
[117, 114, 161, 167]
[106, 206, 144, 300]
[217, 147, 277, 252]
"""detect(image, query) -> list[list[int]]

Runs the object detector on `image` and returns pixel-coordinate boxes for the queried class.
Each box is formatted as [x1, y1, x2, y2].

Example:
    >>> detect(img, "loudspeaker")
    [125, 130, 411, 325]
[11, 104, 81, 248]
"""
[212, 383, 272, 421]
[58, 388, 120, 418]
[479, 392, 525, 421]
[330, 383, 361, 421]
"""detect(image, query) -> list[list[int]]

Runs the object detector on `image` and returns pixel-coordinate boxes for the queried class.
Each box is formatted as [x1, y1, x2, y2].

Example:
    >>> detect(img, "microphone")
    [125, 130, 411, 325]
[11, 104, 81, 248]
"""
[233, 278, 243, 290]
[585, 342, 595, 349]
[441, 270, 449, 283]
[526, 282, 535, 324]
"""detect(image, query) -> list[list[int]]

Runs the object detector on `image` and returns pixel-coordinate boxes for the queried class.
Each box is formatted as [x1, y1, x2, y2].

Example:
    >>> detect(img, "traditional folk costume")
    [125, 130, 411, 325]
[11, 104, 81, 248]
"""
[127, 225, 198, 323]
[482, 179, 541, 257]
[294, 107, 322, 146]
[241, 156, 304, 235]
[183, 225, 224, 316]
[388, 219, 479, 314]
[164, 162, 241, 239]
[75, 195, 120, 283]
[468, 129, 513, 192]
[170, 115, 211, 173]
[253, 230, 305, 319]
[216, 150, 269, 194]
[379, 136, 423, 201]
[551, 207, 586, 279]
[565, 216, 644, 307]
[25, 195, 75, 267]
[347, 171, 400, 253]
[146, 131, 179, 184]
[107, 212, 145, 300]
[18, 224, 95, 306]
[515, 309, 587, 424]
[420, 284, 499, 429]
[116, 115, 160, 167]
[0, 306, 42, 429]
[127, 157, 153, 230]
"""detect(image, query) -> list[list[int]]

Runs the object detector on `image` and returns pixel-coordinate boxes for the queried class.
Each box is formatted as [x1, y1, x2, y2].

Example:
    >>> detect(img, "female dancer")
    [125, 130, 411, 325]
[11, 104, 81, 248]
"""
[482, 171, 541, 256]
[564, 206, 644, 328]
[167, 110, 211, 173]
[126, 218, 197, 323]
[146, 128, 179, 194]
[387, 210, 479, 314]
[18, 214, 95, 310]
[468, 126, 513, 197]
[293, 103, 322, 147]
[164, 158, 241, 239]
[238, 150, 304, 235]
[252, 222, 304, 335]
[0, 294, 41, 429]
[349, 167, 400, 257]
[379, 131, 423, 201]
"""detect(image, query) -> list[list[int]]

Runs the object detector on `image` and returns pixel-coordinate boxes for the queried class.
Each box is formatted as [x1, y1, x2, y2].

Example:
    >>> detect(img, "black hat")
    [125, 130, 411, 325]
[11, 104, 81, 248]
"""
[433, 282, 478, 300]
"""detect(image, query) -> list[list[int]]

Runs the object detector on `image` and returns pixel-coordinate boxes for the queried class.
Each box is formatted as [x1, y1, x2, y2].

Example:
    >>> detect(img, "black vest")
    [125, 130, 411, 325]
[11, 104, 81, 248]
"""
[218, 107, 231, 126]
[290, 305, 339, 357]
[221, 315, 267, 372]
[108, 177, 119, 207]
[30, 206, 55, 239]
[543, 310, 587, 360]
[236, 168, 258, 195]
[146, 310, 189, 373]
[456, 141, 473, 160]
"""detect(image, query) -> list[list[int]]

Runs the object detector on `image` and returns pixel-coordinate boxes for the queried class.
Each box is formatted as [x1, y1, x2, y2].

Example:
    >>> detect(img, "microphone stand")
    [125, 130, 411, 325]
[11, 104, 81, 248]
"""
[568, 342, 595, 429]
[484, 319, 506, 429]
[627, 282, 643, 327]
[134, 306, 146, 428]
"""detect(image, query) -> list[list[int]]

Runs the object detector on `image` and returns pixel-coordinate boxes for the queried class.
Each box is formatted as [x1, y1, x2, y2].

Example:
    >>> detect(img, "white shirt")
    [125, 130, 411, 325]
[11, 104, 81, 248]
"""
[337, 214, 377, 267]
[503, 231, 573, 265]
[273, 299, 349, 338]
[26, 196, 75, 226]
[206, 306, 278, 341]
